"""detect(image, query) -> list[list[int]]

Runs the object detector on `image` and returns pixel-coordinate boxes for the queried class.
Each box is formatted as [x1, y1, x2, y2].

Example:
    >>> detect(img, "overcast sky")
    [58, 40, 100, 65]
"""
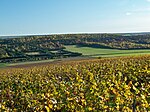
[0, 0, 150, 36]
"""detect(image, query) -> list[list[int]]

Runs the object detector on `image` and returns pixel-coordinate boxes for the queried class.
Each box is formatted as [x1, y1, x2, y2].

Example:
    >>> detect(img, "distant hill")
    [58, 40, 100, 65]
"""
[0, 32, 150, 39]
[0, 33, 150, 63]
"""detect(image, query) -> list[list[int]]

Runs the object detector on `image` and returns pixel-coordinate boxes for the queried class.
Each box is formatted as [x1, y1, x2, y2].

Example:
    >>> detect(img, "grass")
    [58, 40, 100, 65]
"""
[65, 45, 150, 57]
[25, 52, 40, 55]
[7, 59, 55, 66]
[0, 63, 7, 68]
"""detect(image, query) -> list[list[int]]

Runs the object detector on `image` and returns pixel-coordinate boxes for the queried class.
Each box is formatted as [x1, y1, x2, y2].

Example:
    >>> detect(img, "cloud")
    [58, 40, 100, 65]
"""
[126, 12, 132, 16]
[133, 7, 150, 12]
[127, 7, 150, 15]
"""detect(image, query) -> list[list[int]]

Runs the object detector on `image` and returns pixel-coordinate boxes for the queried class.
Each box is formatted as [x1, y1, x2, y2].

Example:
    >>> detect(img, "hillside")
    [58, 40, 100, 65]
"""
[0, 33, 150, 63]
[0, 55, 150, 111]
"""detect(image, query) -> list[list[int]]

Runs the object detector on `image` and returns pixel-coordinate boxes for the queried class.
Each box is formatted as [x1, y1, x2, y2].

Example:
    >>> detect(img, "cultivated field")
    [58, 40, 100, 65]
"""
[65, 45, 150, 57]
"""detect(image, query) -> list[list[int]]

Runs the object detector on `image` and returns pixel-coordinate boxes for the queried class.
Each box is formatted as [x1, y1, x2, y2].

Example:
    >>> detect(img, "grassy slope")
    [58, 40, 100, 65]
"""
[7, 59, 55, 66]
[65, 45, 150, 57]
[0, 63, 7, 68]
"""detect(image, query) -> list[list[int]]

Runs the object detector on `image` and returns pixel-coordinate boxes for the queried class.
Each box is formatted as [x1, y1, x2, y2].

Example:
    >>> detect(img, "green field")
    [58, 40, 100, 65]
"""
[7, 59, 56, 66]
[0, 63, 7, 68]
[65, 45, 150, 57]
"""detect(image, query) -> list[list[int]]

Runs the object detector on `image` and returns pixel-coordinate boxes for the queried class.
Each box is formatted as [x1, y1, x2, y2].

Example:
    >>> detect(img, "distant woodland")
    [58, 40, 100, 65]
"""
[0, 33, 150, 63]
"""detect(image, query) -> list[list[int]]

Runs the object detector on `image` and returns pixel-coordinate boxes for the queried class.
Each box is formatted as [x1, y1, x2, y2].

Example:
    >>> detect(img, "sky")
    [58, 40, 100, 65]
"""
[0, 0, 150, 36]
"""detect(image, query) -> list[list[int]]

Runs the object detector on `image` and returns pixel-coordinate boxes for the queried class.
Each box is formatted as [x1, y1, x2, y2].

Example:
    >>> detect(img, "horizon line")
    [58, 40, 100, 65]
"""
[0, 31, 150, 37]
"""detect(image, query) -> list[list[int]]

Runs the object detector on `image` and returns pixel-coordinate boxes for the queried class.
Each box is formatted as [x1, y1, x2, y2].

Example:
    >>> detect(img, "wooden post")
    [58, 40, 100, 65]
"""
[132, 98, 136, 112]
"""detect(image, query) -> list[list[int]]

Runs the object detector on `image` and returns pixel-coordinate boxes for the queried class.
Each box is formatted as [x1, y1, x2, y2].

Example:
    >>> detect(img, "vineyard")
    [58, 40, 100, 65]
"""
[0, 55, 150, 111]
